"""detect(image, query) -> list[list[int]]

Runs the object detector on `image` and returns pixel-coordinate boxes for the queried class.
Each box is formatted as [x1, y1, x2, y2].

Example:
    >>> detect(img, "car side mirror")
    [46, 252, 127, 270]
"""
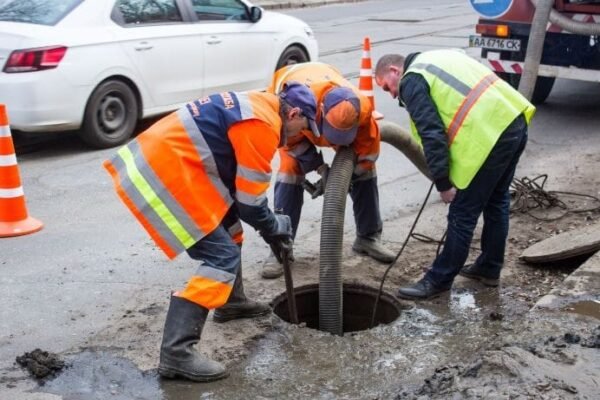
[248, 6, 262, 23]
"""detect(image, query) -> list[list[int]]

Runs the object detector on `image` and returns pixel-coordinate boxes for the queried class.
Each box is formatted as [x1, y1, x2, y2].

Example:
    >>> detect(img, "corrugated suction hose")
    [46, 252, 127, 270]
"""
[318, 121, 430, 336]
[319, 146, 355, 336]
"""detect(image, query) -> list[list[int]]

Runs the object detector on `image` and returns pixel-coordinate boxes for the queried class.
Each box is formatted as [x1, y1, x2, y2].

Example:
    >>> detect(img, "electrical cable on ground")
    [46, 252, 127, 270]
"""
[369, 182, 434, 328]
[510, 174, 600, 221]
[368, 173, 600, 327]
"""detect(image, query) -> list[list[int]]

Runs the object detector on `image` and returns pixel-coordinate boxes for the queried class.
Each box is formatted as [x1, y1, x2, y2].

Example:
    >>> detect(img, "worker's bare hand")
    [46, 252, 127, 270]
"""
[440, 187, 456, 204]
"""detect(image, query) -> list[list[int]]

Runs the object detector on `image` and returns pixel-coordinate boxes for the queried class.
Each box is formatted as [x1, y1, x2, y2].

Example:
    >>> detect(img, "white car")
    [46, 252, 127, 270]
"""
[0, 0, 318, 148]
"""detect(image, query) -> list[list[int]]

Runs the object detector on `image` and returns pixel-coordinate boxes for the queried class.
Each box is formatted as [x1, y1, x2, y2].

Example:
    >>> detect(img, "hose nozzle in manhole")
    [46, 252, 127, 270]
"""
[271, 283, 404, 334]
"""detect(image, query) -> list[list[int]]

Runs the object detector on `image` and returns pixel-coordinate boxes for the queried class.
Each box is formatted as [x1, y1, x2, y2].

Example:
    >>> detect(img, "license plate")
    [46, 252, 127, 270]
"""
[469, 35, 521, 52]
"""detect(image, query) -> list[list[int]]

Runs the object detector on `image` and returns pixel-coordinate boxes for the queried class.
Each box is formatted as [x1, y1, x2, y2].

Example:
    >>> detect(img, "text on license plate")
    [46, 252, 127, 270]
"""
[469, 36, 521, 52]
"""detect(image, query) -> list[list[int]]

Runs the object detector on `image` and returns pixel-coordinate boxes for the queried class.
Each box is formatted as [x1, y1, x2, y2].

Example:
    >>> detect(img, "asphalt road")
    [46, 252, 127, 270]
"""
[2, 0, 600, 396]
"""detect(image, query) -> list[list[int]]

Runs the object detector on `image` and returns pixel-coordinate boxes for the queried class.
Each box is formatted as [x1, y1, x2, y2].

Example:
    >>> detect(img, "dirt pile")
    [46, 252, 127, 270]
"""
[15, 349, 66, 381]
[396, 327, 600, 399]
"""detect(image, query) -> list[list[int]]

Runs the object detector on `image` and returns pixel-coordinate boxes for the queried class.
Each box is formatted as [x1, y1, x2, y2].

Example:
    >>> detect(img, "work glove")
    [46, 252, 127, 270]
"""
[302, 163, 330, 199]
[312, 163, 330, 199]
[261, 213, 293, 263]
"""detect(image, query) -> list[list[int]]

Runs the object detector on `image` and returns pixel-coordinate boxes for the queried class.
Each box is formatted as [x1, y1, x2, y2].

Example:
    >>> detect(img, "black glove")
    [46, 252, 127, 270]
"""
[261, 214, 293, 263]
[311, 163, 330, 198]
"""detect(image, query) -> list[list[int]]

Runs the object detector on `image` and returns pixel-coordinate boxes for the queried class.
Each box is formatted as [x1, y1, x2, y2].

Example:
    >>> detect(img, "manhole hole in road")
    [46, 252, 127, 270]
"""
[271, 283, 405, 333]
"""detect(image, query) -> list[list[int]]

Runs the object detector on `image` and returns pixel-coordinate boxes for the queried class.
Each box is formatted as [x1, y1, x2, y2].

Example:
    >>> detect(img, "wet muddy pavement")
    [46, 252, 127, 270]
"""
[10, 257, 600, 399]
[13, 306, 600, 399]
[4, 185, 600, 399]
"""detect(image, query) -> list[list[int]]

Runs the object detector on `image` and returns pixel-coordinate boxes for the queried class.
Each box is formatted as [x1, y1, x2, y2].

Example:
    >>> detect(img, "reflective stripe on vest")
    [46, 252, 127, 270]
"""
[405, 50, 535, 189]
[114, 142, 204, 252]
[447, 73, 499, 145]
[409, 62, 500, 146]
[235, 164, 271, 207]
[178, 108, 235, 206]
[105, 92, 277, 259]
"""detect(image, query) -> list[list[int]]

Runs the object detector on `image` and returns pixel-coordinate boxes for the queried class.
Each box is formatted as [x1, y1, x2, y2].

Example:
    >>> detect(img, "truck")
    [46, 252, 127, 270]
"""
[468, 0, 600, 104]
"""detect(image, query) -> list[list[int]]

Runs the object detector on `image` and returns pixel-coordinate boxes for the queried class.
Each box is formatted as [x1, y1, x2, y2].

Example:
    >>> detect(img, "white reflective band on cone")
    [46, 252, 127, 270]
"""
[0, 125, 11, 137]
[0, 154, 17, 167]
[359, 69, 372, 76]
[0, 187, 24, 198]
[360, 90, 374, 97]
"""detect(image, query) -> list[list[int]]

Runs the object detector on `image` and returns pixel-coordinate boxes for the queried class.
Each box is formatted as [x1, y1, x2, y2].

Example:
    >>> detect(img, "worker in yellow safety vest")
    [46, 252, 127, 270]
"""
[104, 83, 319, 382]
[375, 49, 535, 300]
[260, 62, 396, 279]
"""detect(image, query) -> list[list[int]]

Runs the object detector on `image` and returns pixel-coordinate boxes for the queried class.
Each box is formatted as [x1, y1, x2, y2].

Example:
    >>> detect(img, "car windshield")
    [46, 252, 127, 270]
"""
[0, 0, 83, 25]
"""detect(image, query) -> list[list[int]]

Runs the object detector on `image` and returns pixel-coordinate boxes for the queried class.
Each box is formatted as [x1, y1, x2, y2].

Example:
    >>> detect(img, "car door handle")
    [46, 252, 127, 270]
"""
[134, 42, 153, 51]
[206, 37, 221, 45]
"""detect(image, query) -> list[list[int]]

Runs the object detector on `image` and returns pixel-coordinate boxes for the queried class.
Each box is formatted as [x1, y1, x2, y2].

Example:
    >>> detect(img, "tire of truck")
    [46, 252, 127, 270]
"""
[80, 80, 139, 149]
[497, 72, 555, 105]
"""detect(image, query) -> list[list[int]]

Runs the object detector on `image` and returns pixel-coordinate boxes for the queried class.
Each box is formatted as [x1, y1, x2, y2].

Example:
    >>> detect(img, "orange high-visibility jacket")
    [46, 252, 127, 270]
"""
[104, 91, 282, 259]
[268, 62, 380, 176]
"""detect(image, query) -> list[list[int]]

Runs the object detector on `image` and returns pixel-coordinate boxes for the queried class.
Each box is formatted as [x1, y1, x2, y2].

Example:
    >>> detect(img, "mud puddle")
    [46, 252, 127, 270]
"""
[36, 286, 514, 399]
[564, 300, 600, 320]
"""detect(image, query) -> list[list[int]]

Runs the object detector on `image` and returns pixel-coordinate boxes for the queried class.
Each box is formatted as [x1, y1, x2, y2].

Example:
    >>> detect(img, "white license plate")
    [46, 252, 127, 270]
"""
[469, 35, 521, 52]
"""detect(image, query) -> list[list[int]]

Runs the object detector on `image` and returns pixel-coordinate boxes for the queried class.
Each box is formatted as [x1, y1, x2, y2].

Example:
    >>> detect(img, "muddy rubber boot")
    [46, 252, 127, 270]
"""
[352, 233, 396, 263]
[213, 268, 271, 323]
[260, 252, 284, 279]
[158, 295, 228, 382]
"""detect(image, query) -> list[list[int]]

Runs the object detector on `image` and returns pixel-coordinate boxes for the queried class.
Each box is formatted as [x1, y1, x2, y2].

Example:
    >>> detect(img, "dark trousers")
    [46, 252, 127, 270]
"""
[424, 115, 528, 288]
[274, 175, 383, 239]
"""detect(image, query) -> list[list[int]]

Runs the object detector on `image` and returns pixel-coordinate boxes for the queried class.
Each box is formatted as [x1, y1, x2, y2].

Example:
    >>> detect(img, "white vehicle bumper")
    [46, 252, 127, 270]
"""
[0, 70, 90, 132]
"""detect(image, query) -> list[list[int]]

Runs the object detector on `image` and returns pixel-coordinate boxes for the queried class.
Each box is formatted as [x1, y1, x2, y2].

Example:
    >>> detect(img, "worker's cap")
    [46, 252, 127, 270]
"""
[322, 87, 360, 146]
[280, 81, 320, 137]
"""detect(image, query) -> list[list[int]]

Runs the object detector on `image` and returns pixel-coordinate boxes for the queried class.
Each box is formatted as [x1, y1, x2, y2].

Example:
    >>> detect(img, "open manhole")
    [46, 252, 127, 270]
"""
[271, 283, 404, 333]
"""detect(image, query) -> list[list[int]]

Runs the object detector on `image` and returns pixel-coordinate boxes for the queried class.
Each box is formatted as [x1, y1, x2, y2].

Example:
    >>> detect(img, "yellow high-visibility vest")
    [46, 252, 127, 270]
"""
[404, 49, 535, 189]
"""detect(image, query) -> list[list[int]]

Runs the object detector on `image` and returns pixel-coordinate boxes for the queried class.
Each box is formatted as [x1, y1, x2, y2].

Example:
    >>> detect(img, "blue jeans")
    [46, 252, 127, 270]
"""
[424, 115, 528, 288]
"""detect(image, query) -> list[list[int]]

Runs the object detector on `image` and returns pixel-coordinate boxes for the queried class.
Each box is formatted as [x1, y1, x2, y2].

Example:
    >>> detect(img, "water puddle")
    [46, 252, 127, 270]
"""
[564, 300, 600, 319]
[36, 287, 512, 399]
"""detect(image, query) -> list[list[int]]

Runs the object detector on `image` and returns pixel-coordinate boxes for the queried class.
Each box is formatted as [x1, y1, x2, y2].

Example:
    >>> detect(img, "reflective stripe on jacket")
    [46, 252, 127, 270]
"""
[268, 62, 380, 178]
[403, 49, 535, 189]
[104, 91, 281, 259]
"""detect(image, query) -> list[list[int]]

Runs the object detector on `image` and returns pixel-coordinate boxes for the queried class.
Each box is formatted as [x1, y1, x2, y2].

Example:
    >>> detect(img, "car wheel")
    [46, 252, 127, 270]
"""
[497, 72, 555, 105]
[80, 80, 138, 149]
[275, 45, 309, 71]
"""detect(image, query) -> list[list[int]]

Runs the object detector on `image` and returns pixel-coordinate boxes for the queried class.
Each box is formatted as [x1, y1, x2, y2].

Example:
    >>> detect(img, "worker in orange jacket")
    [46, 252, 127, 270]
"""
[261, 62, 395, 279]
[104, 83, 319, 382]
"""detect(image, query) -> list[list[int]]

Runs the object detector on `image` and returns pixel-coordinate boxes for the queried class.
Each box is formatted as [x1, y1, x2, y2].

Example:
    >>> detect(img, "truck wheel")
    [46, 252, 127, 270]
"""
[497, 73, 555, 105]
[80, 80, 139, 149]
[275, 45, 309, 71]
[530, 76, 555, 105]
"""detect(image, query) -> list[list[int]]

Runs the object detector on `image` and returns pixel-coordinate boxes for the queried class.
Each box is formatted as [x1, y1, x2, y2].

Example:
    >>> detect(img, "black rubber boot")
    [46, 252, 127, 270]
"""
[396, 278, 450, 300]
[459, 264, 500, 287]
[158, 295, 228, 382]
[213, 268, 271, 323]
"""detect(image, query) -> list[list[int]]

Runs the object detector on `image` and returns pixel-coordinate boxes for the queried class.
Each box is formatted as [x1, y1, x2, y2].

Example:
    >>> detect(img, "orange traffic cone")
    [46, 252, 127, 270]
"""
[359, 37, 384, 120]
[0, 104, 43, 237]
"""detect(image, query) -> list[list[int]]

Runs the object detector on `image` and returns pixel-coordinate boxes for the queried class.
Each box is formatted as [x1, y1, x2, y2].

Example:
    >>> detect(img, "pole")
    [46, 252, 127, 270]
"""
[518, 0, 553, 100]
[282, 248, 299, 324]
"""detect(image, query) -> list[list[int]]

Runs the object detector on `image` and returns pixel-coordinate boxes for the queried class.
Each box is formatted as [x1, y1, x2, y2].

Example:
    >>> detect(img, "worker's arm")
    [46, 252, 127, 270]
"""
[228, 120, 280, 234]
[352, 116, 380, 178]
[400, 73, 452, 192]
[284, 137, 325, 174]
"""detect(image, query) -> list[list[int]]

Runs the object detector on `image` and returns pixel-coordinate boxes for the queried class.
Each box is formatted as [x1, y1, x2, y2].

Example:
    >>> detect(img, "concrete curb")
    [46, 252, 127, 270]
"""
[531, 249, 600, 313]
[255, 0, 366, 10]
